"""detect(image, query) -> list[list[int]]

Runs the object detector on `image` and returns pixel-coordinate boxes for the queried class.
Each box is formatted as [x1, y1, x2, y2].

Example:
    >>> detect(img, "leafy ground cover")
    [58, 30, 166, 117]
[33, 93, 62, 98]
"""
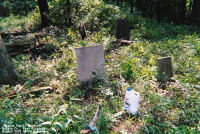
[0, 0, 200, 133]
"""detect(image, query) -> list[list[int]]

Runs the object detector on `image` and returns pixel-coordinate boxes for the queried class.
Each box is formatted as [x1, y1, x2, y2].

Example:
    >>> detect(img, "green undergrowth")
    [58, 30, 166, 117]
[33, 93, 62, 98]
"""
[0, 0, 200, 133]
[0, 11, 40, 34]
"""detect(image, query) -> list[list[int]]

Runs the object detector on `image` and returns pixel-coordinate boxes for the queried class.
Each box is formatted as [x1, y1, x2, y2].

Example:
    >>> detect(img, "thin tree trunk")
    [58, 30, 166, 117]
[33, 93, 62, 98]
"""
[65, 0, 71, 27]
[129, 0, 134, 14]
[135, 0, 142, 10]
[156, 0, 161, 22]
[191, 0, 200, 25]
[180, 0, 186, 24]
[38, 0, 50, 27]
[189, 0, 192, 12]
[0, 36, 18, 85]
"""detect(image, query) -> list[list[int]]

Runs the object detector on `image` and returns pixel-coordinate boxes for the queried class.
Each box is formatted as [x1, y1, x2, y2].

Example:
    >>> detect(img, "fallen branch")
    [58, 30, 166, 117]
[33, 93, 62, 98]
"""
[112, 39, 133, 48]
[29, 86, 52, 94]
[0, 28, 40, 39]
[8, 86, 52, 99]
[6, 43, 32, 50]
[8, 43, 45, 57]
[7, 43, 58, 57]
[80, 103, 100, 134]
[1, 32, 29, 38]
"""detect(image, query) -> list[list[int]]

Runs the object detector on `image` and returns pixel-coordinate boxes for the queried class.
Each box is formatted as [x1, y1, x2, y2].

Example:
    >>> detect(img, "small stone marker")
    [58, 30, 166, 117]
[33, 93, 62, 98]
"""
[75, 45, 106, 84]
[157, 56, 173, 82]
[116, 19, 130, 40]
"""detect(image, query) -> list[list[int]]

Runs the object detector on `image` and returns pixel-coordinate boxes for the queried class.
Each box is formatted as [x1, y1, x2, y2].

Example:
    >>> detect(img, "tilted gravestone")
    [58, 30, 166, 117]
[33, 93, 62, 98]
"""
[75, 45, 106, 84]
[116, 19, 130, 40]
[157, 56, 173, 82]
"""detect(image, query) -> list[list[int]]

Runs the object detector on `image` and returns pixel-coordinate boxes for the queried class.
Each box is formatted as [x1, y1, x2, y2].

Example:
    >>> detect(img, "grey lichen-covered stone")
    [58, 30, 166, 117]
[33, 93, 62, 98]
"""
[157, 56, 173, 82]
[75, 45, 106, 84]
[0, 35, 18, 85]
[116, 19, 130, 40]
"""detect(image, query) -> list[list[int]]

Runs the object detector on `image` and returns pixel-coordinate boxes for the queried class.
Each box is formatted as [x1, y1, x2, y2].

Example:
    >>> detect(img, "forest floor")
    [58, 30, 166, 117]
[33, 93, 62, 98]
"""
[0, 3, 200, 134]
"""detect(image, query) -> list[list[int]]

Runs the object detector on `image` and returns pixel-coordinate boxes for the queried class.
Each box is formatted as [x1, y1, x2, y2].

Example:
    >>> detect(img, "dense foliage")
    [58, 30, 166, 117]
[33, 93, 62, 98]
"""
[49, 0, 120, 31]
[0, 0, 199, 133]
[0, 0, 37, 16]
[107, 0, 200, 25]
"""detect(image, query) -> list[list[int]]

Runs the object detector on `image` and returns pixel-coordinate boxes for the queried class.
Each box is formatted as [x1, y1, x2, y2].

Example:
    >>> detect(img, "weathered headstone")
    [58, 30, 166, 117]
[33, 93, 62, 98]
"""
[157, 56, 173, 82]
[116, 19, 130, 40]
[75, 45, 106, 84]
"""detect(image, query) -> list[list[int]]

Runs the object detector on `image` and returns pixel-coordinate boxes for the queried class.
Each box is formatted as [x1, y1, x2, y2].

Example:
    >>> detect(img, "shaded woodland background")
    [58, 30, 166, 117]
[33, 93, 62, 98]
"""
[1, 0, 200, 27]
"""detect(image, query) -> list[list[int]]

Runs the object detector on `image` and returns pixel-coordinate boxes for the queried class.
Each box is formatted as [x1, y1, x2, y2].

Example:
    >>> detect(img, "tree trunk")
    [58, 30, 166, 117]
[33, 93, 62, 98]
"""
[191, 0, 200, 25]
[189, 0, 192, 12]
[156, 0, 161, 22]
[129, 0, 134, 14]
[0, 36, 18, 85]
[65, 0, 71, 27]
[135, 0, 142, 10]
[180, 0, 186, 24]
[38, 0, 50, 27]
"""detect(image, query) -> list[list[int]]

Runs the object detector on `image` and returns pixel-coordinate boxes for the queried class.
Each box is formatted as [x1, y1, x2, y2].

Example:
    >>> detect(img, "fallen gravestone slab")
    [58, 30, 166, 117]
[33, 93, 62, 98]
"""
[75, 45, 106, 84]
[116, 19, 130, 40]
[112, 39, 133, 48]
[157, 56, 173, 82]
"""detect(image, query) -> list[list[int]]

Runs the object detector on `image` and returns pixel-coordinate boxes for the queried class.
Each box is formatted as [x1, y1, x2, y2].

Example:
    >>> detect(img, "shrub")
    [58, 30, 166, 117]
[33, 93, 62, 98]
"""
[49, 0, 120, 32]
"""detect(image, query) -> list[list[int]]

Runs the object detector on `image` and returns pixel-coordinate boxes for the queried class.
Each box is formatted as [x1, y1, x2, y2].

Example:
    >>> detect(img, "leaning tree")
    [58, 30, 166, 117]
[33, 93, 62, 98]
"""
[0, 36, 18, 85]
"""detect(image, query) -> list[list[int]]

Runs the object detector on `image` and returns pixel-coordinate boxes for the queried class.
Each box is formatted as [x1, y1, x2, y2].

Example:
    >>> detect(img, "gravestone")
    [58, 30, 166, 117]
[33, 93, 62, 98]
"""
[116, 19, 130, 40]
[157, 56, 173, 82]
[75, 45, 106, 84]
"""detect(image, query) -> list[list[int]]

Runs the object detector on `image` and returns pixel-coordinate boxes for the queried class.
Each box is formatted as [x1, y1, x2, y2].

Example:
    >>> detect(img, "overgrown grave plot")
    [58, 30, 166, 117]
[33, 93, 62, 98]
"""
[156, 56, 186, 91]
[104, 18, 133, 52]
[110, 19, 134, 49]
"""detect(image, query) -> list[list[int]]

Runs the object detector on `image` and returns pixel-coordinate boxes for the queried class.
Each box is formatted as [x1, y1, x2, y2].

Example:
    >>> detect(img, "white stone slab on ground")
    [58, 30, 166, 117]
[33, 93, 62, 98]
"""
[75, 45, 106, 84]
